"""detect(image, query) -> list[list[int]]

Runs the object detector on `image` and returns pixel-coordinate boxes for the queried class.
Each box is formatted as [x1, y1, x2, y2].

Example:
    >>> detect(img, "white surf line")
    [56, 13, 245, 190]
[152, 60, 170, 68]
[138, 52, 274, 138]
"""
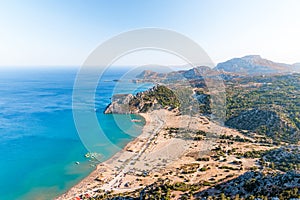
[101, 112, 165, 192]
[68, 112, 166, 199]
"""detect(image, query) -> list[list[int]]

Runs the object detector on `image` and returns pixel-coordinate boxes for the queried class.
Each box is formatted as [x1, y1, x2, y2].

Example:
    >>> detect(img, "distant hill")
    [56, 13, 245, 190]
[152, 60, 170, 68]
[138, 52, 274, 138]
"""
[136, 55, 298, 78]
[292, 63, 300, 72]
[136, 70, 166, 79]
[136, 66, 216, 80]
[214, 55, 292, 75]
[135, 65, 300, 144]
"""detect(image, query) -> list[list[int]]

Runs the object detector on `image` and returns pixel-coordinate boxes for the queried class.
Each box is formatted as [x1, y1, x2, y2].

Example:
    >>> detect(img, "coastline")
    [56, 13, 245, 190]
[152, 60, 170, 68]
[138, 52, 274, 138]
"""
[56, 110, 162, 199]
[57, 109, 274, 199]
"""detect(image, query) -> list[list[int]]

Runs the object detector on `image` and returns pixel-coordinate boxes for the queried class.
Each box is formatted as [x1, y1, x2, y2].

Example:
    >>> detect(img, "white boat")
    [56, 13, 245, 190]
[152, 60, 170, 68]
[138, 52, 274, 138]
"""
[131, 119, 141, 122]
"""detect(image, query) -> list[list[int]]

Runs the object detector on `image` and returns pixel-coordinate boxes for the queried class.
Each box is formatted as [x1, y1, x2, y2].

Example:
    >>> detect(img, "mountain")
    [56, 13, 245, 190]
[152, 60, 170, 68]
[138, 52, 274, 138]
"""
[136, 56, 298, 78]
[181, 66, 218, 78]
[136, 66, 216, 81]
[214, 55, 292, 75]
[292, 63, 300, 72]
[136, 70, 167, 79]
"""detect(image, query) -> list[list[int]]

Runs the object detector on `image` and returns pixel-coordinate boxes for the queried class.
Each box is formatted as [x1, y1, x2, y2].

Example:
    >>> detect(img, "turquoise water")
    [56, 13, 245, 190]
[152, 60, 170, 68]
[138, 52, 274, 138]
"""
[0, 67, 151, 200]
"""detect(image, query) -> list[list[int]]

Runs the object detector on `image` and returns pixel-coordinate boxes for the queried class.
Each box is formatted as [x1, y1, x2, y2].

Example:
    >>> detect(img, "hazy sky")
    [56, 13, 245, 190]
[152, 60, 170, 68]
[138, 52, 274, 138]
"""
[0, 0, 299, 66]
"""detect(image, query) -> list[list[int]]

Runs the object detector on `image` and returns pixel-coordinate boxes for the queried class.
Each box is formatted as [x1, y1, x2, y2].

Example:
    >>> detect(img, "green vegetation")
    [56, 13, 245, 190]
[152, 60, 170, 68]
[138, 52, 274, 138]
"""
[132, 72, 300, 144]
[199, 167, 208, 171]
[101, 71, 300, 200]
[89, 179, 203, 200]
[180, 163, 200, 174]
[204, 188, 300, 200]
[225, 74, 300, 143]
[194, 89, 211, 114]
[173, 86, 199, 115]
[197, 157, 210, 161]
[220, 134, 252, 143]
[235, 150, 267, 158]
[150, 85, 180, 108]
[263, 146, 300, 172]
[192, 74, 300, 144]
[134, 69, 300, 144]
[165, 127, 214, 141]
[88, 170, 300, 200]
[198, 171, 300, 200]
[218, 165, 240, 171]
[129, 85, 180, 112]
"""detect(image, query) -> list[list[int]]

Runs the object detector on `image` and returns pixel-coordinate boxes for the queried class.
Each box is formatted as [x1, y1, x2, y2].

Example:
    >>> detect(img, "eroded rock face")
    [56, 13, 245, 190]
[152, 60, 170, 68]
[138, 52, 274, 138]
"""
[104, 94, 135, 114]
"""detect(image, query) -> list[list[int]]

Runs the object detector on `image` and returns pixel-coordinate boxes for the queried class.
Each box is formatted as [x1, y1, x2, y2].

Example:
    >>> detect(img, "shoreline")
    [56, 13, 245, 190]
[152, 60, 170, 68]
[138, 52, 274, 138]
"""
[56, 110, 162, 199]
[57, 109, 274, 199]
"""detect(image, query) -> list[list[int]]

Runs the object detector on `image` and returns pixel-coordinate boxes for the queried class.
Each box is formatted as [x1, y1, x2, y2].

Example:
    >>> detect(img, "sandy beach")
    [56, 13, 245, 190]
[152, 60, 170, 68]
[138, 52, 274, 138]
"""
[56, 109, 274, 199]
[56, 109, 167, 199]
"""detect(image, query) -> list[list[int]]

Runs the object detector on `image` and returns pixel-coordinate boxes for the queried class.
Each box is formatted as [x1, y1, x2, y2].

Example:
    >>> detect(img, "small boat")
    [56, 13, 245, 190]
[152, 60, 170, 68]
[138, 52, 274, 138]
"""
[131, 119, 141, 122]
[85, 152, 102, 160]
[75, 161, 80, 165]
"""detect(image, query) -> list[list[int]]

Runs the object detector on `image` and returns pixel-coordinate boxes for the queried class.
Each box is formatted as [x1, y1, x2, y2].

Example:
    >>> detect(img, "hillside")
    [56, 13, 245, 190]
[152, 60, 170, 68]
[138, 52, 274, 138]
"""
[92, 59, 300, 200]
[134, 66, 300, 144]
[197, 170, 300, 199]
[136, 55, 298, 79]
[293, 63, 300, 72]
[214, 55, 291, 75]
[225, 74, 300, 143]
[104, 85, 180, 114]
[135, 66, 219, 83]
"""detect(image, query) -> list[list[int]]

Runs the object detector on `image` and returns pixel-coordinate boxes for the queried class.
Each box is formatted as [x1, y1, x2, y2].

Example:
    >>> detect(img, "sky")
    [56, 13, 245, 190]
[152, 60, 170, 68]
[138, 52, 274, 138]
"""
[0, 0, 300, 67]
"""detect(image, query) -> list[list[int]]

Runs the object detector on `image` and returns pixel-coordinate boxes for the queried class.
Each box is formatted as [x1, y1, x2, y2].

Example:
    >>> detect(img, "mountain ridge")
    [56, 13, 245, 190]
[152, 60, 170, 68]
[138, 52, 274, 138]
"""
[214, 55, 292, 75]
[136, 55, 299, 79]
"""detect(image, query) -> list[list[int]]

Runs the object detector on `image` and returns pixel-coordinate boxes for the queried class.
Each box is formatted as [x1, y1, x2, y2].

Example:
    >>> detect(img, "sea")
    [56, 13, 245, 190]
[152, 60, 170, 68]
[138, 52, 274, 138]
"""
[0, 67, 152, 200]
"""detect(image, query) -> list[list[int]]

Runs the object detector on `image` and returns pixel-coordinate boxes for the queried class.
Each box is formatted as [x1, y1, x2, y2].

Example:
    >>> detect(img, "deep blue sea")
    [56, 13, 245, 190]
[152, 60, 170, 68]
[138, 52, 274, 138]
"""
[0, 67, 152, 200]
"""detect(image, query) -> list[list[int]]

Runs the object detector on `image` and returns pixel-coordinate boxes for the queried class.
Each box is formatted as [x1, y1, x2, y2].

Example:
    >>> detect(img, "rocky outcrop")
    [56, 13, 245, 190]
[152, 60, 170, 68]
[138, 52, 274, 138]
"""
[104, 85, 180, 114]
[104, 94, 135, 114]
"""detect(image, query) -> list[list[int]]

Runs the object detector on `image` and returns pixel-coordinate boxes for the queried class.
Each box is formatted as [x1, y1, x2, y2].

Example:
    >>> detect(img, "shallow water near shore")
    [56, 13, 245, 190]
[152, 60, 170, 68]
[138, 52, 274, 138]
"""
[0, 67, 150, 200]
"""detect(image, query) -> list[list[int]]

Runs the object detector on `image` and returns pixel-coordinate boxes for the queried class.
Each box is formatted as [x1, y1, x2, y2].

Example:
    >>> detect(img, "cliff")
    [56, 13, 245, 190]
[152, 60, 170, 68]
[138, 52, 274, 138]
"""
[104, 85, 180, 114]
